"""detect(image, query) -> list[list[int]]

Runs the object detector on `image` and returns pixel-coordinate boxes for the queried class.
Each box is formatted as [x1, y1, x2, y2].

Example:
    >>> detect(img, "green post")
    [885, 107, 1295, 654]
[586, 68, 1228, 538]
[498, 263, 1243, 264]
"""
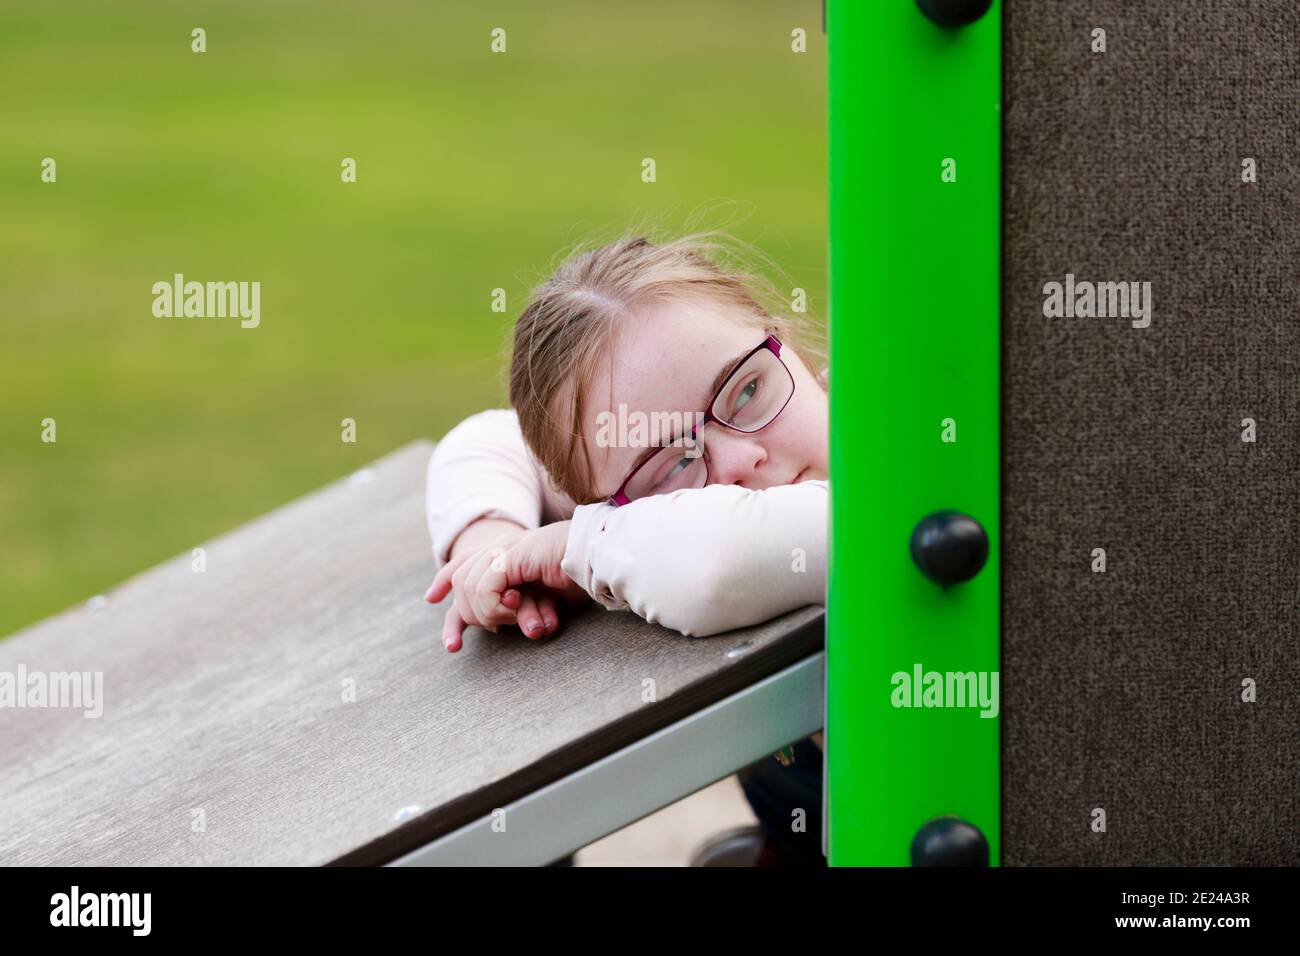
[827, 0, 1002, 865]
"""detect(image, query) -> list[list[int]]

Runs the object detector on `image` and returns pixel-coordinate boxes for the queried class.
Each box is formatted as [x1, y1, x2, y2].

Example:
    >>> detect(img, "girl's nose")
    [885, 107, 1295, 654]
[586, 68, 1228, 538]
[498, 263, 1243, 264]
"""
[703, 426, 767, 487]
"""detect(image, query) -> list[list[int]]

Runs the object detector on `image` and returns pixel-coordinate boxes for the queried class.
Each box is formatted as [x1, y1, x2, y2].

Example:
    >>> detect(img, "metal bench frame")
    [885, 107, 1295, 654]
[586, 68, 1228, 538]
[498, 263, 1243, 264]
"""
[391, 652, 826, 866]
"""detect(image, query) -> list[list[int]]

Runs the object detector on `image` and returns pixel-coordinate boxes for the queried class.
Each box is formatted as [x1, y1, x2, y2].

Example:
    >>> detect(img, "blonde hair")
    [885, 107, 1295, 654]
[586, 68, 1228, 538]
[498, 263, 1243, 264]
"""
[508, 227, 827, 505]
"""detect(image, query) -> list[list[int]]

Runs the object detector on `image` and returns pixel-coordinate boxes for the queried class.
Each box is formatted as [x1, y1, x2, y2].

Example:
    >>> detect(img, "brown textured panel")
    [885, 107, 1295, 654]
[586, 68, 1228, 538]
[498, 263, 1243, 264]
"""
[1002, 1, 1300, 863]
[0, 440, 823, 865]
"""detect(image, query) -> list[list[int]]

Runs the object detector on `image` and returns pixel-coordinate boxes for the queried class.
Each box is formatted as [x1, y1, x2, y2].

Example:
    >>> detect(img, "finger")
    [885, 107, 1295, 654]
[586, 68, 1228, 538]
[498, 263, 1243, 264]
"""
[462, 590, 501, 634]
[471, 548, 517, 626]
[462, 554, 506, 629]
[425, 570, 451, 604]
[501, 589, 522, 610]
[454, 589, 500, 636]
[426, 553, 469, 603]
[535, 592, 560, 636]
[515, 590, 545, 639]
[467, 575, 504, 635]
[441, 604, 467, 653]
[475, 545, 513, 618]
[448, 553, 507, 631]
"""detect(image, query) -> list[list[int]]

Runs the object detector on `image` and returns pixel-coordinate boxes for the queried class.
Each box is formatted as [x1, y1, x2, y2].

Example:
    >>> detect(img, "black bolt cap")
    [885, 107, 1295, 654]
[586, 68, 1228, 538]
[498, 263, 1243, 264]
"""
[910, 510, 989, 586]
[911, 816, 990, 866]
[916, 0, 994, 28]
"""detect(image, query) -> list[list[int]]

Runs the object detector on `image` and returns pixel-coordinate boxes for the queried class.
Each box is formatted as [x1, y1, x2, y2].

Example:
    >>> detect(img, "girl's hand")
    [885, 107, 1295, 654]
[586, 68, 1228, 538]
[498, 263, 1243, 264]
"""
[485, 521, 581, 595]
[425, 520, 589, 652]
[475, 521, 592, 630]
[424, 527, 527, 648]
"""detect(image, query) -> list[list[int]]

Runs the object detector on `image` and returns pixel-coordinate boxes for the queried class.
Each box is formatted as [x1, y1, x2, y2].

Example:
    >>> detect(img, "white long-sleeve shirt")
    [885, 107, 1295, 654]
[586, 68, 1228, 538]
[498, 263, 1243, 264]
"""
[425, 408, 827, 637]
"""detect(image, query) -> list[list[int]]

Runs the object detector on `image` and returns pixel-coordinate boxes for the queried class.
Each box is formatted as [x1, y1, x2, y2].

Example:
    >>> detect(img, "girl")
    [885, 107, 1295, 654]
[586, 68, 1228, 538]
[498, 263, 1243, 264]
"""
[423, 230, 829, 865]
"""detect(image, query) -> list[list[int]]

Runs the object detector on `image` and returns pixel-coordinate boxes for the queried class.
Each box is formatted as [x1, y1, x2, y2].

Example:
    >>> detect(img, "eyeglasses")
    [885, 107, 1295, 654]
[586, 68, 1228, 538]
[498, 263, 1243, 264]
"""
[606, 333, 796, 506]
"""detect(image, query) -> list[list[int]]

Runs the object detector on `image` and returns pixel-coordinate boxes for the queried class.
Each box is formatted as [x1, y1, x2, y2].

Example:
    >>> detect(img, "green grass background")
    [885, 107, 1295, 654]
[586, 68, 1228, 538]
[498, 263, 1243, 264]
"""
[0, 0, 826, 637]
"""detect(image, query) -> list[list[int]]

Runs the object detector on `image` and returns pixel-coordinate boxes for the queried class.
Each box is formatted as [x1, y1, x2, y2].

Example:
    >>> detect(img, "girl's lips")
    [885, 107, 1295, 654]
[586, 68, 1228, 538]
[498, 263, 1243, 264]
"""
[793, 468, 808, 484]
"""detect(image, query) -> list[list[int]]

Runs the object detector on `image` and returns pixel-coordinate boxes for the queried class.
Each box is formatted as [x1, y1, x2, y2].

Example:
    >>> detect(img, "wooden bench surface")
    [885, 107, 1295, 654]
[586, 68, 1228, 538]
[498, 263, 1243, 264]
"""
[0, 440, 824, 865]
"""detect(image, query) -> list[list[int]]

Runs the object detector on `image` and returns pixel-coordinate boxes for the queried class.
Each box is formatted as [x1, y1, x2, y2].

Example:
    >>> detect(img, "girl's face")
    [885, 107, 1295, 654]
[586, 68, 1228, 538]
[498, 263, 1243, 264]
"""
[578, 298, 829, 502]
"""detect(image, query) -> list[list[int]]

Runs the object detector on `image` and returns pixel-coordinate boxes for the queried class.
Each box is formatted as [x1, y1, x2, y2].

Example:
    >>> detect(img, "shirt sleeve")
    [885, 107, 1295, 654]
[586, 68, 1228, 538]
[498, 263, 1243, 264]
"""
[426, 408, 576, 569]
[560, 479, 828, 637]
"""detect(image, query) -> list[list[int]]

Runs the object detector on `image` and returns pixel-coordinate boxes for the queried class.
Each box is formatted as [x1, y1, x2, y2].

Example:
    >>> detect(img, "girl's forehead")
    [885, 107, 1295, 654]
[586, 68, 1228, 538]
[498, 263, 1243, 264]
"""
[592, 300, 754, 410]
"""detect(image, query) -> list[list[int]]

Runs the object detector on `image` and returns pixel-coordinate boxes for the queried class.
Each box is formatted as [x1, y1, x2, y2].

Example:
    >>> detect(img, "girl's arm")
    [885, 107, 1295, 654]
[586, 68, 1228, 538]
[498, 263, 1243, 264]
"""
[426, 408, 576, 569]
[559, 480, 828, 637]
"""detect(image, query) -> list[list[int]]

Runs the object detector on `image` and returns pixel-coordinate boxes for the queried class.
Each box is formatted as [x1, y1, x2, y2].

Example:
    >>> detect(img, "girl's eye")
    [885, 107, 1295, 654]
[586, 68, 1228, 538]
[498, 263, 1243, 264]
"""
[651, 453, 698, 490]
[727, 376, 759, 417]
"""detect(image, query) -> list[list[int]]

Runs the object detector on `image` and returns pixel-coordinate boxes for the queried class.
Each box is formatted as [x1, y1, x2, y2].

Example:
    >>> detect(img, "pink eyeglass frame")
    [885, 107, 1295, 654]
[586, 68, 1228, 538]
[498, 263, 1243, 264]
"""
[605, 333, 795, 506]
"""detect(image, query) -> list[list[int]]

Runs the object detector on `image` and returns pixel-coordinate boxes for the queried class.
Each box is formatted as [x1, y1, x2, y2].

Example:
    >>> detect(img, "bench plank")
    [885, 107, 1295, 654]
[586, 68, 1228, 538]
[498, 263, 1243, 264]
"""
[0, 440, 823, 865]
